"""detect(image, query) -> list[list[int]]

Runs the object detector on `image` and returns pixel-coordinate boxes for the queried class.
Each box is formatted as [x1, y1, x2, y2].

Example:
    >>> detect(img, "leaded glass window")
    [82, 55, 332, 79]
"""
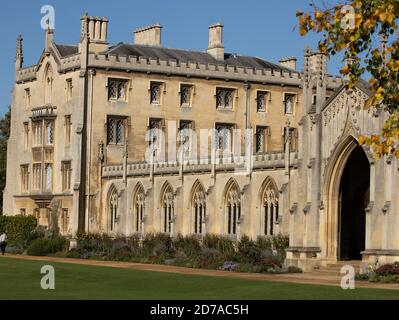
[45, 121, 54, 145]
[32, 164, 41, 190]
[45, 163, 52, 191]
[108, 79, 127, 101]
[284, 93, 295, 114]
[257, 91, 268, 112]
[216, 88, 234, 109]
[150, 82, 162, 104]
[107, 117, 125, 145]
[180, 85, 192, 106]
[215, 124, 233, 152]
[33, 122, 42, 146]
[255, 126, 268, 153]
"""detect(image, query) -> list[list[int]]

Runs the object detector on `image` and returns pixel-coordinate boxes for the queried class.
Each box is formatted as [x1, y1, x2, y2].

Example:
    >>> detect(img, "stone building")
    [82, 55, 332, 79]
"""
[3, 14, 399, 270]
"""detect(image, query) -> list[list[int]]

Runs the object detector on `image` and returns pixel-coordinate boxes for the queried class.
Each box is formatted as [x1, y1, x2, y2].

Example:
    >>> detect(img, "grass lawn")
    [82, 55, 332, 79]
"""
[0, 257, 398, 300]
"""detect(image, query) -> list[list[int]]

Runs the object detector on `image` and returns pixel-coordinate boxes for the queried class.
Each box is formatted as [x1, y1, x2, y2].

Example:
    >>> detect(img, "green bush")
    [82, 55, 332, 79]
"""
[203, 234, 235, 256]
[141, 233, 174, 258]
[0, 215, 37, 243]
[236, 235, 262, 264]
[173, 234, 201, 259]
[27, 236, 69, 256]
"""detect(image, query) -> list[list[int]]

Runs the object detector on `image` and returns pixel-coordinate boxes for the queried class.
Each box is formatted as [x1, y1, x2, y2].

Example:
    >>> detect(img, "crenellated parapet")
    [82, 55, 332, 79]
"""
[88, 53, 302, 85]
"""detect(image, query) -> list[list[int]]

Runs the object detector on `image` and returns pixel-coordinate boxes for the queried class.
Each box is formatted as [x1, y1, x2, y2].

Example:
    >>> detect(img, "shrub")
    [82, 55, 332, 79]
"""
[0, 215, 37, 243]
[203, 234, 235, 257]
[141, 233, 174, 258]
[375, 263, 399, 276]
[27, 236, 69, 256]
[76, 232, 113, 255]
[287, 266, 303, 273]
[173, 234, 201, 259]
[256, 236, 273, 250]
[236, 235, 262, 264]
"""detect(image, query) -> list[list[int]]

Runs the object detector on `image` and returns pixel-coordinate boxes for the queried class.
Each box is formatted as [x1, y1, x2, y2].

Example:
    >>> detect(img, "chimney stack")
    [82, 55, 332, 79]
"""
[279, 57, 297, 70]
[134, 24, 162, 46]
[207, 23, 224, 60]
[81, 15, 108, 43]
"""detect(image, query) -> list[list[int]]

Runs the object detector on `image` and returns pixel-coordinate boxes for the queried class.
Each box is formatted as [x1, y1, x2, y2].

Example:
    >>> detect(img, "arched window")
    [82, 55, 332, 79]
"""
[109, 187, 118, 232]
[192, 182, 206, 234]
[225, 180, 241, 235]
[261, 178, 279, 236]
[161, 183, 174, 233]
[134, 184, 145, 233]
[44, 65, 53, 104]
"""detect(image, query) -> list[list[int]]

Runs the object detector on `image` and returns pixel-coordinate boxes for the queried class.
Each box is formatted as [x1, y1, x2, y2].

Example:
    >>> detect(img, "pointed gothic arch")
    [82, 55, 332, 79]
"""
[133, 182, 145, 233]
[259, 177, 279, 236]
[224, 178, 241, 235]
[322, 135, 370, 259]
[190, 180, 206, 234]
[160, 182, 174, 233]
[107, 184, 118, 232]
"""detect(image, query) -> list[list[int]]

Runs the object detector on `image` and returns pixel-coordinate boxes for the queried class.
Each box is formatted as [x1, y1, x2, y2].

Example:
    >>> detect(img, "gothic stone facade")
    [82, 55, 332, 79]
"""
[4, 15, 399, 270]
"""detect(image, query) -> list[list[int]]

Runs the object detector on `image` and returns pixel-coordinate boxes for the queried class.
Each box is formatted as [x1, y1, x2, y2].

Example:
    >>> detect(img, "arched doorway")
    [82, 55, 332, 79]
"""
[338, 145, 370, 260]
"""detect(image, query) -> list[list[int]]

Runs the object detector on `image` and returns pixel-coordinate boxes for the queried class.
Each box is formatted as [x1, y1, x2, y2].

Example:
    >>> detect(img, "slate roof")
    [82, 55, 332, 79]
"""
[55, 44, 79, 57]
[101, 43, 297, 73]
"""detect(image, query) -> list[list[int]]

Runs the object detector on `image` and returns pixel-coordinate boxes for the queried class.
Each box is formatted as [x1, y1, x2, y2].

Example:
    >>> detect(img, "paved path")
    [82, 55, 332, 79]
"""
[3, 254, 399, 291]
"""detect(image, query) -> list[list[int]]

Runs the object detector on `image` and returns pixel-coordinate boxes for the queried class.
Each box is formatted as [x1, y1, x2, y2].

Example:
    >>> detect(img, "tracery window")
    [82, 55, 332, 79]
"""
[134, 185, 145, 233]
[162, 184, 174, 233]
[109, 188, 118, 232]
[192, 183, 206, 234]
[226, 181, 241, 235]
[262, 181, 279, 236]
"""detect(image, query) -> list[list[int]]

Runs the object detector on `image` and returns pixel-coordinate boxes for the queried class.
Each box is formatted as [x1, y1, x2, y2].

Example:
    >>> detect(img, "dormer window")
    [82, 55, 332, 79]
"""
[216, 88, 234, 109]
[108, 79, 127, 101]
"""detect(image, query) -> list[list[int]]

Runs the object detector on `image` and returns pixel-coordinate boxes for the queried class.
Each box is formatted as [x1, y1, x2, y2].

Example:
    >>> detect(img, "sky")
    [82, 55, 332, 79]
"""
[0, 0, 344, 115]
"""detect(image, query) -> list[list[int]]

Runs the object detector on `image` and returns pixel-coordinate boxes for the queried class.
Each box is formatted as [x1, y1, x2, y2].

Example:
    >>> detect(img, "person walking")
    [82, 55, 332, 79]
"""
[0, 232, 7, 255]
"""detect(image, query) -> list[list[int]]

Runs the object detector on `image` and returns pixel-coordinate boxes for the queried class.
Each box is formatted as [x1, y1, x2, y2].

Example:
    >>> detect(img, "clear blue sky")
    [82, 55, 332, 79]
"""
[0, 0, 343, 115]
